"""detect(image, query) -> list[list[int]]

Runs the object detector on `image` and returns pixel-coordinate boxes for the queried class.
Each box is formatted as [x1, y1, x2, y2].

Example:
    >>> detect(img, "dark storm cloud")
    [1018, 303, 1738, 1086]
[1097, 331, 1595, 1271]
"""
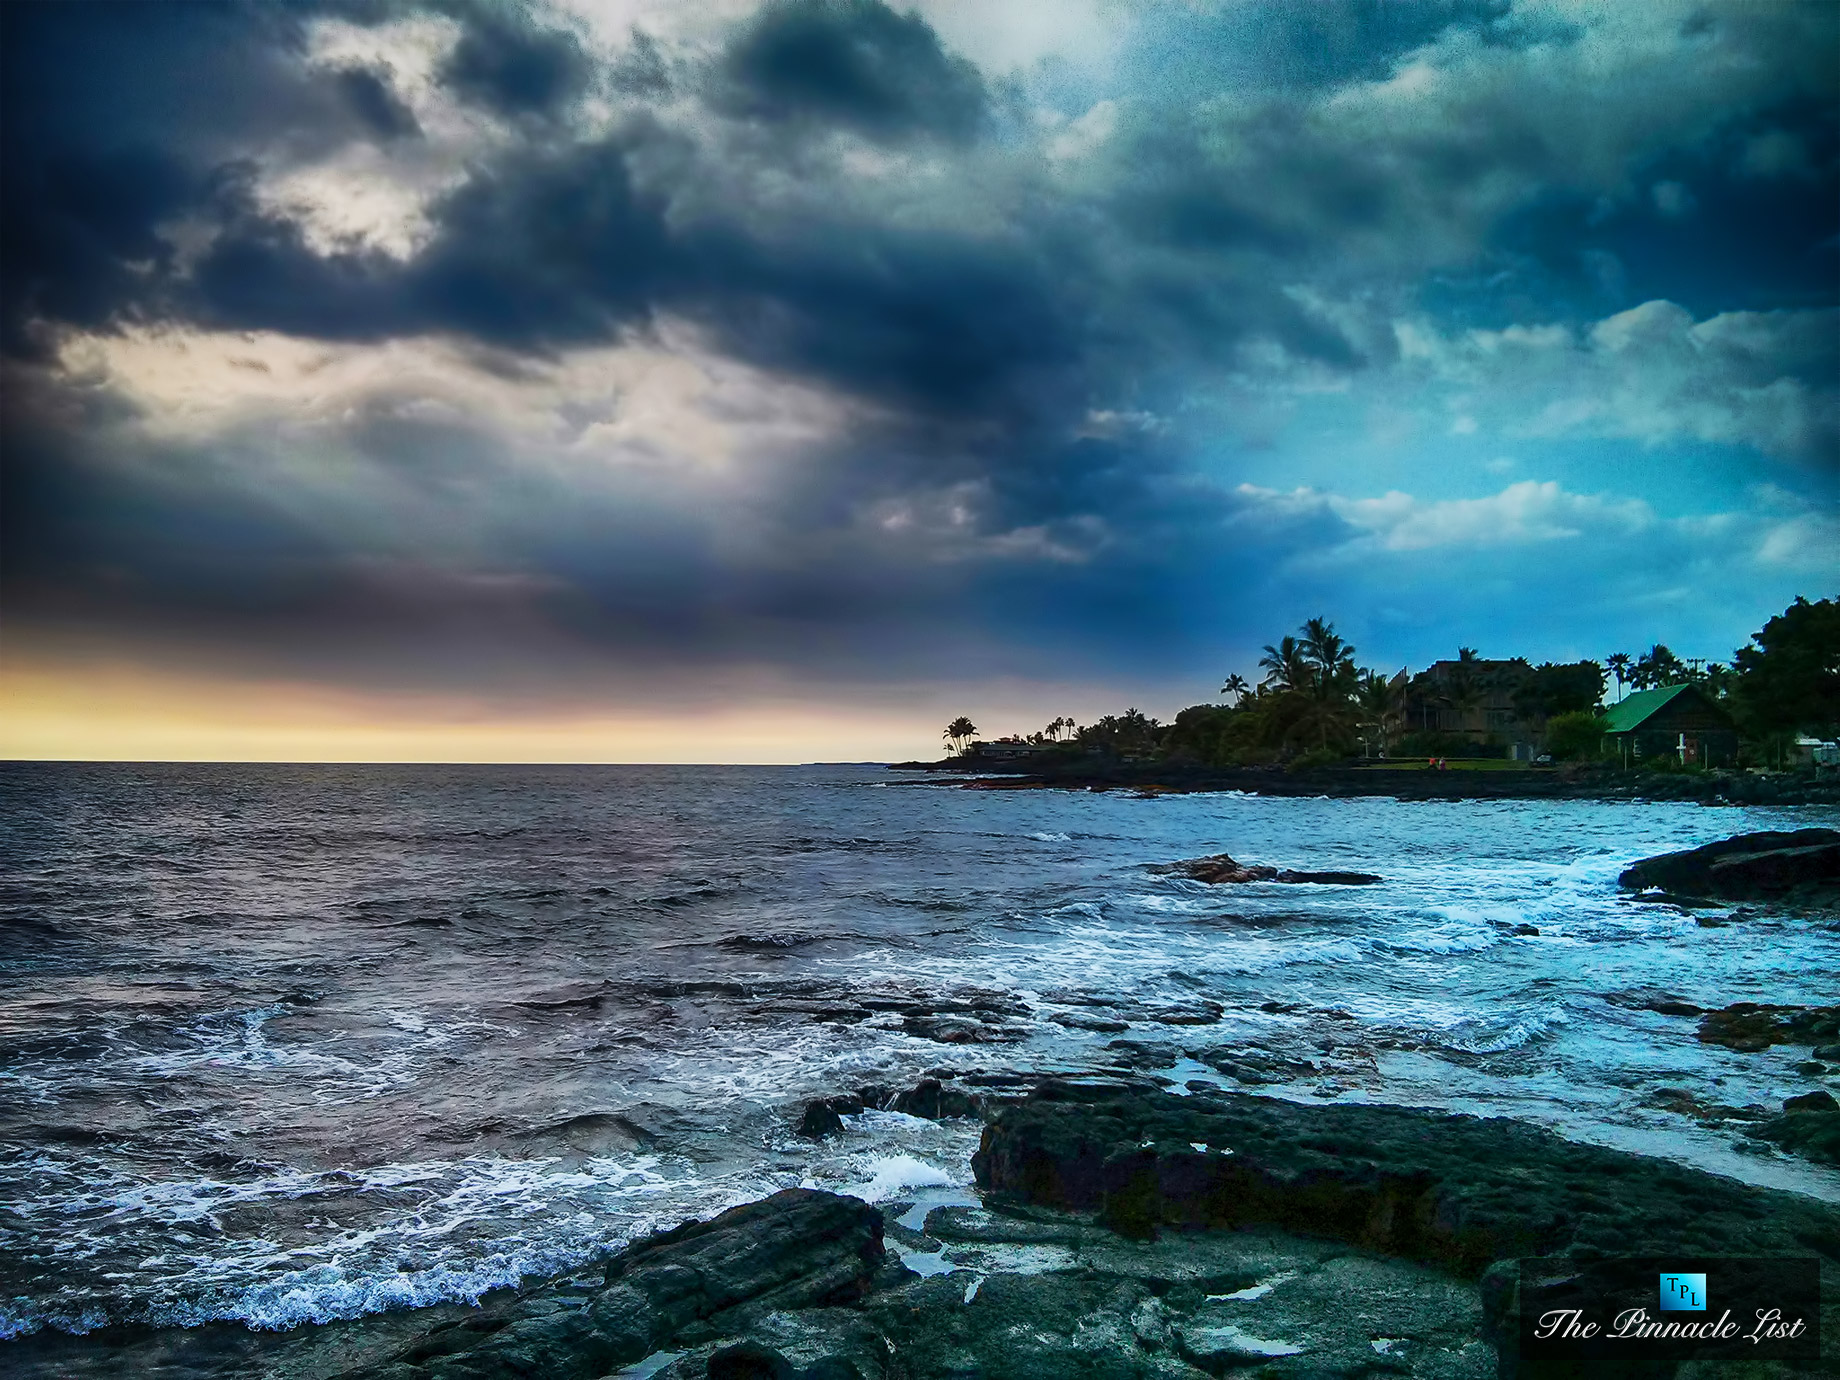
[2, 0, 1836, 701]
[716, 0, 987, 143]
[334, 66, 424, 141]
[436, 6, 591, 116]
[1489, 96, 1840, 323]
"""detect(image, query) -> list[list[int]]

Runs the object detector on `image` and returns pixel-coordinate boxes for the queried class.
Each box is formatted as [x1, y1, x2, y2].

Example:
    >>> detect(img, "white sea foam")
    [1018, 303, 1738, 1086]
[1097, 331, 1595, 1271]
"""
[842, 1154, 956, 1203]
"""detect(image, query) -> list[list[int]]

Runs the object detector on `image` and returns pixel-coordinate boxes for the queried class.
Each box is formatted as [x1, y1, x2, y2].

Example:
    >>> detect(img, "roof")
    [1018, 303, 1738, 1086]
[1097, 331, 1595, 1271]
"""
[1600, 684, 1701, 733]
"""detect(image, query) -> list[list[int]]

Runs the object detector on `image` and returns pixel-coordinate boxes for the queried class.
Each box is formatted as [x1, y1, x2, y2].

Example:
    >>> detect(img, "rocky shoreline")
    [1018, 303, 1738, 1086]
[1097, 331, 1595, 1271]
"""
[890, 759, 1840, 806]
[18, 1074, 1835, 1380]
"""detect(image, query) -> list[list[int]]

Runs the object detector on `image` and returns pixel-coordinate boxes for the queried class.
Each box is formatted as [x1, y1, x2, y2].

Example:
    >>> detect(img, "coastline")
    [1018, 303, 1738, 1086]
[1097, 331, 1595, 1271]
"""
[889, 758, 1840, 806]
[14, 1077, 1833, 1379]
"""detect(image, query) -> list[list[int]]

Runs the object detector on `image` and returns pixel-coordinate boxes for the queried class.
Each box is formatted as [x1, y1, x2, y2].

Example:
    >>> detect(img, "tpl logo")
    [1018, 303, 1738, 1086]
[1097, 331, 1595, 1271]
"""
[1660, 1272, 1707, 1312]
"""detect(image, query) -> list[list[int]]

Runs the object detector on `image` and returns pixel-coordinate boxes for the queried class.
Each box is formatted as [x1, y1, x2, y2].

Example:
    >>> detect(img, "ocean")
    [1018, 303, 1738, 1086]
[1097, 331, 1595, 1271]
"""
[2, 761, 1835, 1351]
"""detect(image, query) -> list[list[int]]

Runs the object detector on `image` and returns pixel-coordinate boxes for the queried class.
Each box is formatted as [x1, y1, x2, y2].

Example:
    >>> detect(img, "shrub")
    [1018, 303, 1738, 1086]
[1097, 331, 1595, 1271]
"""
[1544, 710, 1607, 761]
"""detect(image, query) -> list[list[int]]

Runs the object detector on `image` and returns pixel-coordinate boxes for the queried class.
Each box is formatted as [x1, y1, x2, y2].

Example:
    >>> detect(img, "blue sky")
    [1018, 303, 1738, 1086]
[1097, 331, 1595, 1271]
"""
[1, 0, 1834, 758]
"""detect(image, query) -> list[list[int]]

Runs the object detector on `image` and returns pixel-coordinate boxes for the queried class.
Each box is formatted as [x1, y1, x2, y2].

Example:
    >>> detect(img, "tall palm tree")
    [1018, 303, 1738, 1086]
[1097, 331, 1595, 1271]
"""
[1301, 617, 1356, 684]
[943, 717, 978, 754]
[1220, 673, 1250, 704]
[1355, 670, 1400, 756]
[1606, 652, 1632, 701]
[1283, 618, 1359, 749]
[1259, 636, 1311, 693]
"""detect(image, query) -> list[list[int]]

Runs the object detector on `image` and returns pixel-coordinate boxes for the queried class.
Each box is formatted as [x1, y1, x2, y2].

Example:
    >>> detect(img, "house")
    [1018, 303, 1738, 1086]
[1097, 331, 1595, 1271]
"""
[965, 737, 1050, 761]
[1601, 685, 1738, 767]
[1400, 658, 1539, 746]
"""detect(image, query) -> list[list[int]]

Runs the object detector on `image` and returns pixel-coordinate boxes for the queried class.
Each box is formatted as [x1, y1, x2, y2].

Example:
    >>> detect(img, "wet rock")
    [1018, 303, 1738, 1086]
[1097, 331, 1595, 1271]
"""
[1192, 1047, 1317, 1086]
[1510, 923, 1539, 936]
[1605, 989, 1703, 1018]
[1618, 827, 1840, 903]
[1640, 1087, 1769, 1123]
[796, 1097, 863, 1140]
[900, 1014, 1026, 1044]
[348, 1189, 883, 1380]
[971, 1084, 1839, 1275]
[1745, 1099, 1840, 1166]
[889, 1078, 981, 1120]
[1696, 1001, 1840, 1052]
[697, 1310, 896, 1380]
[1051, 1009, 1131, 1033]
[1785, 1089, 1839, 1114]
[1152, 854, 1382, 886]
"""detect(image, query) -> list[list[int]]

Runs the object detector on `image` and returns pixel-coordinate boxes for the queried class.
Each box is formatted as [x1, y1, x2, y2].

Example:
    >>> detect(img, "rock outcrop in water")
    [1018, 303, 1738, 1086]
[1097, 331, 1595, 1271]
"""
[969, 1081, 1836, 1270]
[1151, 853, 1383, 886]
[1746, 1090, 1840, 1166]
[1696, 1001, 1840, 1052]
[1618, 827, 1840, 905]
[347, 1189, 886, 1380]
[304, 1080, 1839, 1380]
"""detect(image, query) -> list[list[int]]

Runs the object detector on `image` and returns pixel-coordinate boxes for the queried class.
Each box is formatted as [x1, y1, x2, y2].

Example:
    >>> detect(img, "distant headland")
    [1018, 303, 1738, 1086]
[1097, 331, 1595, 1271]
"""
[899, 595, 1840, 802]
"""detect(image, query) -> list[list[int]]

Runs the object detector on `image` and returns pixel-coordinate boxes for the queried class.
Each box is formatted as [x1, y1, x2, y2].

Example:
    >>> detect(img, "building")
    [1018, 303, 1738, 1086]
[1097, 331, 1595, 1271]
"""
[965, 737, 1051, 761]
[1400, 658, 1539, 746]
[1601, 685, 1738, 767]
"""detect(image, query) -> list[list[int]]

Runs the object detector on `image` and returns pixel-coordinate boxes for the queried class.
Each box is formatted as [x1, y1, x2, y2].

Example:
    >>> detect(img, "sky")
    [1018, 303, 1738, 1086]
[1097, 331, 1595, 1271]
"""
[1, 0, 1835, 762]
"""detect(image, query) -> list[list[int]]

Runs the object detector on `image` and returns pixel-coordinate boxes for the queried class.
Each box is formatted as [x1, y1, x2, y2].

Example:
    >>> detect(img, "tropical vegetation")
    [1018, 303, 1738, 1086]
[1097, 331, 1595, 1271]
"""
[940, 594, 1837, 771]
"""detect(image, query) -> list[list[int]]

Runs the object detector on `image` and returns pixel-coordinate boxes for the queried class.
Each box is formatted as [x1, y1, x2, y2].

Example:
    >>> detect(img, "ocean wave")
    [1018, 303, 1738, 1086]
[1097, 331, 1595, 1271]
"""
[0, 1149, 750, 1338]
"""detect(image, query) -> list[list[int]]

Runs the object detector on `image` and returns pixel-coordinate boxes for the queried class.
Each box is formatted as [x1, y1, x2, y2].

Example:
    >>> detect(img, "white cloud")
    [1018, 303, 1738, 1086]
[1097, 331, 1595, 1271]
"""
[54, 322, 852, 473]
[1396, 300, 1839, 465]
[1327, 480, 1652, 552]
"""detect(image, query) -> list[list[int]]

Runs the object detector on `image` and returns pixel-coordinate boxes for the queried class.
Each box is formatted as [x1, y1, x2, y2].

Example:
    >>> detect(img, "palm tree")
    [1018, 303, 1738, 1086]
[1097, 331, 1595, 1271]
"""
[1302, 617, 1356, 684]
[1441, 665, 1485, 740]
[1633, 643, 1685, 689]
[943, 717, 978, 755]
[1220, 674, 1250, 704]
[1606, 652, 1632, 701]
[1355, 670, 1401, 756]
[1259, 635, 1311, 693]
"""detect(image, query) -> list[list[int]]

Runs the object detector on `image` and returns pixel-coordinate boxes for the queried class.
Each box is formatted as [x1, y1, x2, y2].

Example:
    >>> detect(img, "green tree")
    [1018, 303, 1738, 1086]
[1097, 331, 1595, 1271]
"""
[1258, 635, 1310, 692]
[1220, 673, 1250, 704]
[1355, 671, 1401, 756]
[1731, 596, 1840, 739]
[1606, 652, 1632, 701]
[943, 716, 978, 755]
[1630, 643, 1686, 690]
[1545, 710, 1608, 761]
[1513, 661, 1606, 719]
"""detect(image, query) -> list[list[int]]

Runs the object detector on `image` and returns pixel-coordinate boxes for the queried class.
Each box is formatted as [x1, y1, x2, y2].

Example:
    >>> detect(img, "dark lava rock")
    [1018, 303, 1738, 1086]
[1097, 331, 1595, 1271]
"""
[900, 1014, 1026, 1044]
[1605, 989, 1704, 1018]
[796, 1097, 860, 1139]
[349, 1189, 883, 1380]
[1152, 854, 1382, 886]
[1618, 827, 1840, 902]
[1746, 1093, 1840, 1165]
[970, 1083, 1839, 1275]
[889, 1077, 981, 1120]
[1697, 1001, 1840, 1052]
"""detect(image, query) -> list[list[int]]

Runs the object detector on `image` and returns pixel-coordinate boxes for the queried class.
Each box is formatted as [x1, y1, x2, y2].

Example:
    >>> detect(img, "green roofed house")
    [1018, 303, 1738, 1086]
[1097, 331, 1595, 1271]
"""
[1601, 684, 1738, 768]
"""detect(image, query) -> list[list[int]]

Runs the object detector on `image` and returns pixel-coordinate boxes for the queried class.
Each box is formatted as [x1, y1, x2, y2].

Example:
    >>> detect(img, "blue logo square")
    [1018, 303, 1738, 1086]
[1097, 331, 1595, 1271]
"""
[1659, 1272, 1706, 1311]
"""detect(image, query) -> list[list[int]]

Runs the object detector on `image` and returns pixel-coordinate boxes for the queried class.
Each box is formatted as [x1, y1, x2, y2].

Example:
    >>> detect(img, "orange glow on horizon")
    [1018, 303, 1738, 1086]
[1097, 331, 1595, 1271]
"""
[0, 659, 1147, 764]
